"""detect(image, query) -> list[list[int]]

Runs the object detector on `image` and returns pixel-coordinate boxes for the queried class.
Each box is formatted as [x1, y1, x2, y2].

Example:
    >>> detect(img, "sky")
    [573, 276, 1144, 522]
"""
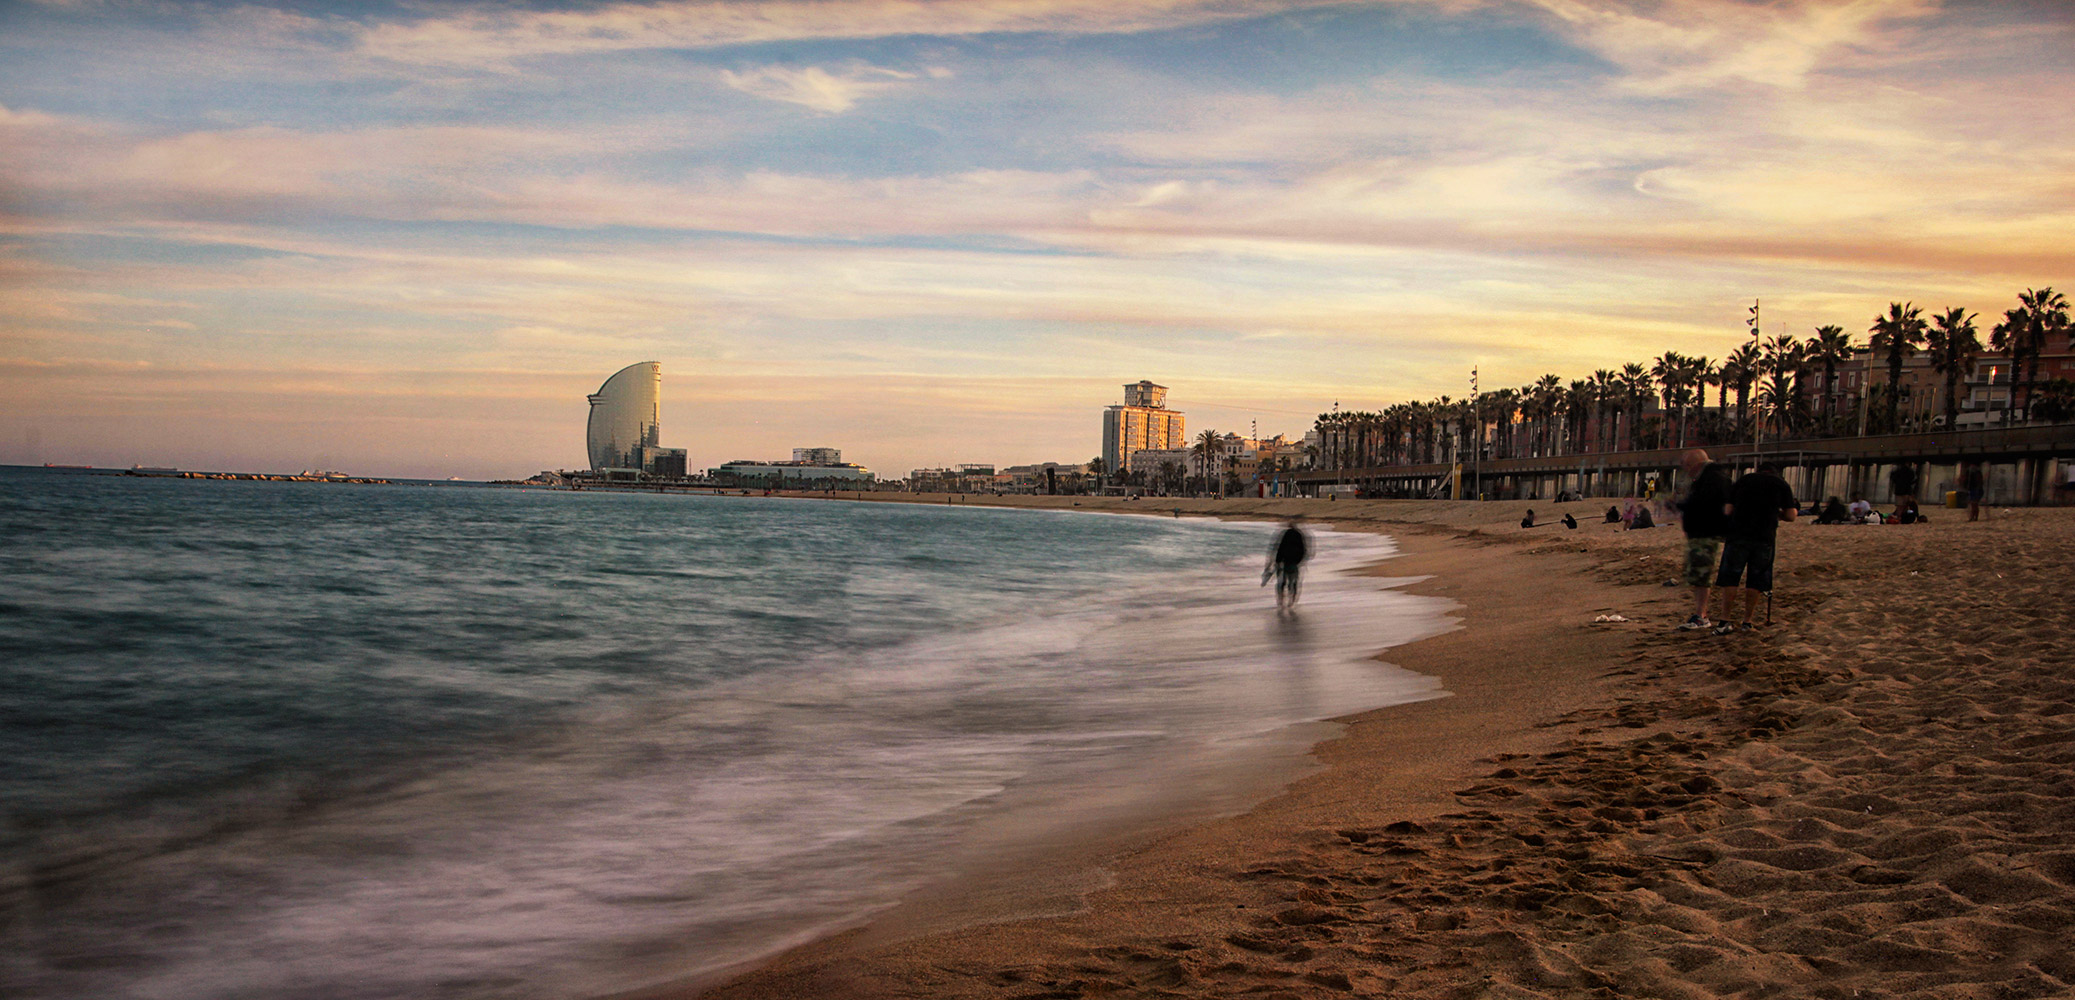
[2, 0, 2071, 480]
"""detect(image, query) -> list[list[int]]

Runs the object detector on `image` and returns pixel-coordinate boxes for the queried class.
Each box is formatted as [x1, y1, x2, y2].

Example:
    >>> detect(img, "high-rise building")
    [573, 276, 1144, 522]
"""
[792, 447, 842, 465]
[1102, 380, 1186, 475]
[587, 362, 663, 472]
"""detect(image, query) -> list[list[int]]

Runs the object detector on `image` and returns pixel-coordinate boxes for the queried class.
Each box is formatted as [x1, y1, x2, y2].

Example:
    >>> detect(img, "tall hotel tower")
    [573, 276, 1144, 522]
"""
[587, 361, 663, 472]
[1101, 381, 1186, 475]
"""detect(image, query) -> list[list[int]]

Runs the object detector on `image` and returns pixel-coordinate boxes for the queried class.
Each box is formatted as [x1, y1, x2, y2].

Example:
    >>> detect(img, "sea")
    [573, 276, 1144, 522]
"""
[0, 467, 1455, 1000]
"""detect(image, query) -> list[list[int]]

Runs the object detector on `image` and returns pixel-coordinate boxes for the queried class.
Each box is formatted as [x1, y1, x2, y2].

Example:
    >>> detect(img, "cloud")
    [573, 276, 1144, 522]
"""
[719, 63, 927, 112]
[352, 0, 1377, 67]
[1521, 0, 1938, 92]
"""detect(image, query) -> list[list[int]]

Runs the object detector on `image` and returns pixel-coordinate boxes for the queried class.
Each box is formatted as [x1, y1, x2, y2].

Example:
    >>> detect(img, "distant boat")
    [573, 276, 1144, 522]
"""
[44, 463, 93, 469]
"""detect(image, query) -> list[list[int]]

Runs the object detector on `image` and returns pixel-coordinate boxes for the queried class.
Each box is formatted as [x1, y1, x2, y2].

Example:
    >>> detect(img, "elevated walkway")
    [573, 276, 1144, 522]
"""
[1295, 422, 2075, 504]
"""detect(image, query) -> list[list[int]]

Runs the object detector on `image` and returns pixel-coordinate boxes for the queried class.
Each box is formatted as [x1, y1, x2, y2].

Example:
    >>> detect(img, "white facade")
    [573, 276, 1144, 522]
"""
[1128, 447, 1193, 475]
[714, 461, 873, 482]
[587, 362, 662, 472]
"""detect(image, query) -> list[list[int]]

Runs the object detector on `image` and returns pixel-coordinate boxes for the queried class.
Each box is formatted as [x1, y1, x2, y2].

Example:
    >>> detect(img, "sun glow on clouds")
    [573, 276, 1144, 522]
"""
[1, 0, 2072, 478]
[720, 64, 950, 113]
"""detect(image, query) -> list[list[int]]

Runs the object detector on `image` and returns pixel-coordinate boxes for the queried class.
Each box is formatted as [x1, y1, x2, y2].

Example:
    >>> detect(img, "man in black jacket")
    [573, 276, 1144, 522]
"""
[1714, 462, 1799, 633]
[1674, 449, 1733, 630]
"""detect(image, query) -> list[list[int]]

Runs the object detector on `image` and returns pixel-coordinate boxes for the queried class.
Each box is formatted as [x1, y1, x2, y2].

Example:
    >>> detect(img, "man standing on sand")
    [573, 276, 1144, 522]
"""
[1264, 518, 1309, 612]
[1714, 462, 1798, 634]
[1889, 463, 1918, 508]
[1673, 449, 1733, 631]
[1964, 462, 1988, 521]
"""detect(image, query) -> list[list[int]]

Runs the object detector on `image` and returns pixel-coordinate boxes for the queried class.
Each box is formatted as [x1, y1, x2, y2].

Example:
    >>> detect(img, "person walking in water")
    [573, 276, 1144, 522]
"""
[1265, 518, 1309, 612]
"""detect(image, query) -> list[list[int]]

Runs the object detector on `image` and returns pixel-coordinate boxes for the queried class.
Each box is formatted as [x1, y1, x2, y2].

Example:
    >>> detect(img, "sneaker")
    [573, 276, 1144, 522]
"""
[1677, 615, 1711, 631]
[1738, 621, 1758, 631]
[1711, 622, 1737, 636]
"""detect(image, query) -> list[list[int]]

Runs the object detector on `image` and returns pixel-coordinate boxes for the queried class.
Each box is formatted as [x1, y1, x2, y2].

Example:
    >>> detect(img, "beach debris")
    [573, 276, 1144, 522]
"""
[1593, 614, 1630, 623]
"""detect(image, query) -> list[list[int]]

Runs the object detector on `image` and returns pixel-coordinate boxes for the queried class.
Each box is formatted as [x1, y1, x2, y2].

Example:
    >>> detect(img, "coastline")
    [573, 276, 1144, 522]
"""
[629, 494, 2075, 1000]
[619, 494, 1648, 999]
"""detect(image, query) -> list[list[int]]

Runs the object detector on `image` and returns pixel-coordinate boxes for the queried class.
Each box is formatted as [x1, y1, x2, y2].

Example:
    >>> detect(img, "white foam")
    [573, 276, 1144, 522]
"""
[11, 520, 1455, 1000]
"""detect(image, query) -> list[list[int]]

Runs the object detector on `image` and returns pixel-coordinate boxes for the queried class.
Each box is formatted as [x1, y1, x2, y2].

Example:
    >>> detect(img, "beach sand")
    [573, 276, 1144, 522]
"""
[636, 494, 2075, 1000]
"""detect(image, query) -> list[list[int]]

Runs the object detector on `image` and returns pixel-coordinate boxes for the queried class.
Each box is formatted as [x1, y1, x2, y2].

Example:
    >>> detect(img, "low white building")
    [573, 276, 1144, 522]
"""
[712, 460, 873, 483]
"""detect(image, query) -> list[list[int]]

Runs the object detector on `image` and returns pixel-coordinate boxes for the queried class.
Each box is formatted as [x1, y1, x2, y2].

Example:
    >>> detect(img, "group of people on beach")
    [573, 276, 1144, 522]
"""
[1672, 449, 1799, 635]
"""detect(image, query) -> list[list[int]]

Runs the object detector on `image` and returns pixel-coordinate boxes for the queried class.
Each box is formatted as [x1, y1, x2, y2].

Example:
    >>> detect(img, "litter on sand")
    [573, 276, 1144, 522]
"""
[1593, 614, 1630, 623]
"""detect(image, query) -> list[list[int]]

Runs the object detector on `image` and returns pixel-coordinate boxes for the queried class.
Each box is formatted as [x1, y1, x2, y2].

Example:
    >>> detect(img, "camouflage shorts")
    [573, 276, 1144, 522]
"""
[1683, 537, 1723, 586]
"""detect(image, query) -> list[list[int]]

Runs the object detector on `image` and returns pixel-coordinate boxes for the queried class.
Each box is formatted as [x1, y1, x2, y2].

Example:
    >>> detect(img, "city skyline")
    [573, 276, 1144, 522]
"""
[4, 0, 2071, 480]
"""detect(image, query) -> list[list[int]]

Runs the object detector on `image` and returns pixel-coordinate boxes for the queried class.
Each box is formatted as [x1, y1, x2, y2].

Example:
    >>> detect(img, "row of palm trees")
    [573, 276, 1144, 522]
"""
[1315, 287, 2070, 472]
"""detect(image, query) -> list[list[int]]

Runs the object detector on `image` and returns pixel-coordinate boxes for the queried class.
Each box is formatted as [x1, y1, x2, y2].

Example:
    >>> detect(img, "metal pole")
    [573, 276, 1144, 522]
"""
[1748, 298, 1763, 459]
[1470, 367, 1480, 501]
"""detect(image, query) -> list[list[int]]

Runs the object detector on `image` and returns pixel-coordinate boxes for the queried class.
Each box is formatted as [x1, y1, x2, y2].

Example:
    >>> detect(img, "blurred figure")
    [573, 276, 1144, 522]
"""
[1673, 449, 1732, 631]
[1264, 518, 1309, 613]
[1889, 463, 1918, 509]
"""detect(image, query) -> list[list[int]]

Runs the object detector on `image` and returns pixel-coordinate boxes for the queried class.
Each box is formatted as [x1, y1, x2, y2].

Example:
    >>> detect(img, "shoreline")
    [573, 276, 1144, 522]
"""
[631, 495, 2075, 1000]
[619, 495, 1648, 999]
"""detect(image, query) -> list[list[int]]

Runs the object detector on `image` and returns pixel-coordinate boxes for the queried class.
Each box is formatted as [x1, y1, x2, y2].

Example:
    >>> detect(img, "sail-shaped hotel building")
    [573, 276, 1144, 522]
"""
[587, 362, 686, 477]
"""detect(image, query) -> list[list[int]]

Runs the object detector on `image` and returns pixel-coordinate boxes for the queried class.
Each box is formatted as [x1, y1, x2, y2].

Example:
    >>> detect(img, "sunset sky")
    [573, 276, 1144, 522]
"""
[3, 0, 2071, 479]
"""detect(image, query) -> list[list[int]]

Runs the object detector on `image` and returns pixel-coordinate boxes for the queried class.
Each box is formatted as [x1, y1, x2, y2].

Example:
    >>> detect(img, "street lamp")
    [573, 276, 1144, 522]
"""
[1470, 366, 1481, 501]
[1747, 299, 1762, 466]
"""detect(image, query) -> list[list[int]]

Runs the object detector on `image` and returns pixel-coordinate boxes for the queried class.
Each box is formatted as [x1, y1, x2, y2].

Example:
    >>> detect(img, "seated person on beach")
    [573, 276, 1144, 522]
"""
[1628, 506, 1655, 529]
[1520, 509, 1536, 528]
[1713, 462, 1798, 634]
[1817, 497, 1849, 524]
[1895, 498, 1924, 524]
[1562, 512, 1577, 530]
[1847, 494, 1872, 523]
[1605, 505, 1621, 523]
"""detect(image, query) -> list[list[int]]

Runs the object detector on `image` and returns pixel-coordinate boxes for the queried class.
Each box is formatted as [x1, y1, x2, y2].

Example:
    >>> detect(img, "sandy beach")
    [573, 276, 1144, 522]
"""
[644, 493, 2075, 1000]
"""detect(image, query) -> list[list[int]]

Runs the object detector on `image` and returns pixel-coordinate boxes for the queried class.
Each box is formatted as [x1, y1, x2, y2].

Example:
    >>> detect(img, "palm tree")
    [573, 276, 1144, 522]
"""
[1722, 342, 1761, 440]
[1531, 374, 1563, 457]
[1651, 351, 1685, 447]
[1618, 363, 1650, 450]
[1869, 302, 1927, 433]
[1755, 369, 1798, 440]
[1564, 379, 1593, 455]
[1488, 387, 1520, 460]
[1806, 325, 1853, 433]
[1685, 355, 1716, 446]
[1192, 428, 1223, 496]
[1158, 460, 1183, 494]
[1758, 334, 1804, 437]
[1589, 370, 1616, 453]
[1926, 307, 1982, 429]
[1991, 287, 2070, 422]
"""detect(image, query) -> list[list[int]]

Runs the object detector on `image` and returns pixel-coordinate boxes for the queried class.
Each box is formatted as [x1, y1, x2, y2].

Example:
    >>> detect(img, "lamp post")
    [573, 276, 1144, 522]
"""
[1470, 366, 1481, 501]
[1747, 299, 1762, 469]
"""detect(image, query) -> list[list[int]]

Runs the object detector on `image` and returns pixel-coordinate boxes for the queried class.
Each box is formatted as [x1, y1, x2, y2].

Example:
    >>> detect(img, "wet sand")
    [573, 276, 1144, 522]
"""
[634, 494, 2075, 1000]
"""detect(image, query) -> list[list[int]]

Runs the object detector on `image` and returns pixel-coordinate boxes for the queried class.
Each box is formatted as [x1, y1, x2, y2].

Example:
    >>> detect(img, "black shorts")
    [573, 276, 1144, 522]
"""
[1716, 538, 1776, 592]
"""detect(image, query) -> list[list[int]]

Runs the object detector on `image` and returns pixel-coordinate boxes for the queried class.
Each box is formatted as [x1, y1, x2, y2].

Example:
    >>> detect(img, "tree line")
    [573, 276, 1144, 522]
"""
[1313, 287, 2071, 472]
